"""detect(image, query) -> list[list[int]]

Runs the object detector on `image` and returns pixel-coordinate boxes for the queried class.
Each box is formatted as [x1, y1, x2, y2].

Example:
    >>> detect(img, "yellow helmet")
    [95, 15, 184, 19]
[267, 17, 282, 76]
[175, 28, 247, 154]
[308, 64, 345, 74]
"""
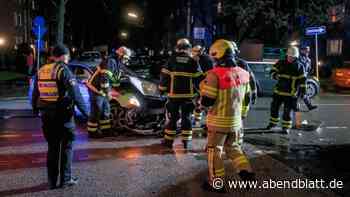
[209, 39, 235, 60]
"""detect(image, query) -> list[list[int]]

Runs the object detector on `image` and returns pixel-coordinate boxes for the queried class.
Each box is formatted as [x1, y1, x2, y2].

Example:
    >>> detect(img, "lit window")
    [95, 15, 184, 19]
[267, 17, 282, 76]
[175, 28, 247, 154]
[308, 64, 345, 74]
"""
[217, 1, 223, 14]
[327, 39, 343, 55]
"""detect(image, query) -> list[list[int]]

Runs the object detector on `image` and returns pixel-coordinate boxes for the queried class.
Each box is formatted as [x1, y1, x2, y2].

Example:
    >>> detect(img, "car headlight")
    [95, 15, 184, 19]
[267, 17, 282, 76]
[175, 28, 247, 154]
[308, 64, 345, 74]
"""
[128, 97, 141, 107]
[129, 76, 160, 96]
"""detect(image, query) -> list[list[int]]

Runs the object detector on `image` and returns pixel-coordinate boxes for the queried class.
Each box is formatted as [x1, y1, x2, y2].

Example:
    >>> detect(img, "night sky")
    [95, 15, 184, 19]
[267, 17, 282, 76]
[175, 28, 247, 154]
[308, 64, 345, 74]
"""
[65, 0, 175, 50]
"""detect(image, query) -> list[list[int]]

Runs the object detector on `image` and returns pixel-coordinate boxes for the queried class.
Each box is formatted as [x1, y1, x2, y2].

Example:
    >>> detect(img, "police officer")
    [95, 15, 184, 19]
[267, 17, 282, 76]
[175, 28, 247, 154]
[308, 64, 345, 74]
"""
[159, 38, 203, 149]
[299, 46, 317, 111]
[231, 41, 258, 117]
[267, 46, 307, 133]
[192, 45, 214, 73]
[31, 44, 89, 189]
[86, 60, 114, 138]
[200, 39, 255, 192]
[107, 46, 131, 87]
[192, 45, 214, 127]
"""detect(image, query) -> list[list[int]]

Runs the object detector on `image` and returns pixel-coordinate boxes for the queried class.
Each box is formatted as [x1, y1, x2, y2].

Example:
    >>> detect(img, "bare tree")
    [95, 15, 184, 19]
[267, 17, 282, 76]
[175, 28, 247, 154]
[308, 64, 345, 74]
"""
[51, 0, 69, 44]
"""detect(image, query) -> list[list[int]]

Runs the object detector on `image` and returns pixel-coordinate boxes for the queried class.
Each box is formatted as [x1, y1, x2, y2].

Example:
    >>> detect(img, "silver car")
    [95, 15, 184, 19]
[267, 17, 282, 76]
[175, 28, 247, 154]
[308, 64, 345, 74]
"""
[248, 60, 320, 98]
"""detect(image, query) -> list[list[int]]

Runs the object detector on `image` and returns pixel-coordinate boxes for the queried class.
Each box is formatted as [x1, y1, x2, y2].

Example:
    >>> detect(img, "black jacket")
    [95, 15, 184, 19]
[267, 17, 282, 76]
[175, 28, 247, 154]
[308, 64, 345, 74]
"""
[159, 52, 203, 99]
[270, 59, 306, 97]
[198, 54, 214, 73]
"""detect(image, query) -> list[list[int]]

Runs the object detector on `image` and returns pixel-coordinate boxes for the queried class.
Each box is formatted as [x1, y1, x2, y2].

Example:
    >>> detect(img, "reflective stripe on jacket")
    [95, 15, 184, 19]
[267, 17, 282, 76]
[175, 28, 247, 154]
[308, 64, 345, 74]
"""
[38, 63, 61, 102]
[270, 59, 306, 97]
[159, 53, 203, 99]
[200, 66, 250, 132]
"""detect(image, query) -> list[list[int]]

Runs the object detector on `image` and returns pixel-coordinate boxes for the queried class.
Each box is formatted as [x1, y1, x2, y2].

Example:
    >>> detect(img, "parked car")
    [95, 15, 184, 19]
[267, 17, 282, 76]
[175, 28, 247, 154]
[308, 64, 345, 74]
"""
[248, 60, 320, 98]
[248, 61, 277, 96]
[332, 61, 350, 91]
[80, 51, 102, 62]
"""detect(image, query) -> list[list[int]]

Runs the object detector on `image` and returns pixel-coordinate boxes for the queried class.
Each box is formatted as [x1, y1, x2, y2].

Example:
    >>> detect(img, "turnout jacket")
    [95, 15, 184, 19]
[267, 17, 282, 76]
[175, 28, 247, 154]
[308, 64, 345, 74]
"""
[86, 60, 113, 97]
[271, 59, 306, 97]
[200, 66, 251, 133]
[159, 52, 203, 99]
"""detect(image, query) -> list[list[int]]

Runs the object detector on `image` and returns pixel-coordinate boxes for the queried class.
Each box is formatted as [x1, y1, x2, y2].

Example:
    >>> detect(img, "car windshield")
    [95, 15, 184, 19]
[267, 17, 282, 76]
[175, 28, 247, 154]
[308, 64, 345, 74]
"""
[339, 62, 350, 68]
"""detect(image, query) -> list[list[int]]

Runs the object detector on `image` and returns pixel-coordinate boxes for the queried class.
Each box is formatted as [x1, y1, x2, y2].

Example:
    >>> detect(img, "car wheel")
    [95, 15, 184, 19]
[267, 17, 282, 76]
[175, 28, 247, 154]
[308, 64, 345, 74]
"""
[306, 80, 319, 98]
[256, 82, 263, 97]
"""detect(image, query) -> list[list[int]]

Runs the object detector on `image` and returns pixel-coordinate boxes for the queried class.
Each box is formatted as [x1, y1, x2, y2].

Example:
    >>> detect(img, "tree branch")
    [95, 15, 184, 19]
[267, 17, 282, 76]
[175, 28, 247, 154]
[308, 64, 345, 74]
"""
[50, 0, 57, 7]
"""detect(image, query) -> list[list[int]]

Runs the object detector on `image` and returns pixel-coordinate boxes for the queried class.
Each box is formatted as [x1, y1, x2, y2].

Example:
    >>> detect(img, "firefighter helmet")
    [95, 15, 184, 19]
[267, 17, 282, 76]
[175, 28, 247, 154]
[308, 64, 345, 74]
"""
[192, 45, 203, 53]
[286, 46, 299, 58]
[176, 38, 192, 52]
[116, 46, 131, 59]
[209, 39, 235, 60]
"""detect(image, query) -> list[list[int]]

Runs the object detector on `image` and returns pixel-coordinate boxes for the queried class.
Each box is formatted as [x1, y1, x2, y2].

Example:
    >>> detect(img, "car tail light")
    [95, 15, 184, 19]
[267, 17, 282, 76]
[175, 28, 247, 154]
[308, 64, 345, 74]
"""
[336, 72, 344, 77]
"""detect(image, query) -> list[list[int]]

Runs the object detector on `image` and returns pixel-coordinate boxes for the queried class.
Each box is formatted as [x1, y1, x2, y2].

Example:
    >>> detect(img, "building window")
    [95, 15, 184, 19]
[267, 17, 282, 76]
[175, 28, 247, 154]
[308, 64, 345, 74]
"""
[15, 36, 23, 45]
[217, 1, 223, 14]
[327, 39, 343, 55]
[32, 0, 36, 9]
[18, 13, 22, 26]
[14, 12, 18, 26]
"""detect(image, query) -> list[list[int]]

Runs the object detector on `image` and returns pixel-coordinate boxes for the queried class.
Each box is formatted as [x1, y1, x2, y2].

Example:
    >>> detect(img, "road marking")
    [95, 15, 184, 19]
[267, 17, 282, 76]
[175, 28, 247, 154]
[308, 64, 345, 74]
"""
[318, 104, 350, 106]
[324, 126, 348, 129]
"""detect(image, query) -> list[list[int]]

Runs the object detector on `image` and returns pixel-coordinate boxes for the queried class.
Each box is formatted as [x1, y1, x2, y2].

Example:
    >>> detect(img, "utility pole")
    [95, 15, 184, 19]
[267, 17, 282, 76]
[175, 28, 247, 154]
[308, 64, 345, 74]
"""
[57, 0, 65, 44]
[186, 0, 191, 38]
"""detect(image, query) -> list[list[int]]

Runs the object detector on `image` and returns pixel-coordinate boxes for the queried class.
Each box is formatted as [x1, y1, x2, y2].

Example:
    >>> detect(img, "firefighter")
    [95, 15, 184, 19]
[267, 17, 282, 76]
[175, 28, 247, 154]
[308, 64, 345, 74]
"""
[106, 46, 131, 88]
[192, 45, 214, 73]
[192, 45, 214, 128]
[299, 45, 317, 111]
[267, 46, 307, 133]
[86, 60, 114, 138]
[31, 44, 89, 189]
[200, 39, 255, 192]
[159, 38, 203, 149]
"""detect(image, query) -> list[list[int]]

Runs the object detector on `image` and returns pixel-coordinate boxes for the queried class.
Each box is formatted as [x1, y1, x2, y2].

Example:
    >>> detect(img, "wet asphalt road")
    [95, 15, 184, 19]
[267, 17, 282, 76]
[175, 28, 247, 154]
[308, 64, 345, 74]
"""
[0, 93, 349, 196]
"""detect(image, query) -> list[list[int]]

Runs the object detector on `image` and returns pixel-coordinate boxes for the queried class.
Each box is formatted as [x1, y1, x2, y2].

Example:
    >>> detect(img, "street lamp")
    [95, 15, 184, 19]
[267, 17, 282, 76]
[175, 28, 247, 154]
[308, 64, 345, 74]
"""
[0, 37, 5, 46]
[0, 37, 5, 68]
[127, 12, 138, 19]
[121, 32, 128, 38]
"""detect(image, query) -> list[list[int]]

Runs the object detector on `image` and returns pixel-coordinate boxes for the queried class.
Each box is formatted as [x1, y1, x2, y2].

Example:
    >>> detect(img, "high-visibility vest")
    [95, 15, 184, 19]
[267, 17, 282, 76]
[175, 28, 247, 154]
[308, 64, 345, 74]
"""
[38, 63, 61, 102]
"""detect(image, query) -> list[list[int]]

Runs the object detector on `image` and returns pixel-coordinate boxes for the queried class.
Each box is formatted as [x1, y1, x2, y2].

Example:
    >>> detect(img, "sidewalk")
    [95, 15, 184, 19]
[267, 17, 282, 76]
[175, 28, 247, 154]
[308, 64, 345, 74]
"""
[0, 97, 32, 119]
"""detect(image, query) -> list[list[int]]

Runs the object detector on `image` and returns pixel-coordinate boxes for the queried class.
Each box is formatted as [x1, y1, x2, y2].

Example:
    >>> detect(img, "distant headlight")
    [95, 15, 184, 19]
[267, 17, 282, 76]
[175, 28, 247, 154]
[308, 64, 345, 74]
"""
[129, 76, 160, 96]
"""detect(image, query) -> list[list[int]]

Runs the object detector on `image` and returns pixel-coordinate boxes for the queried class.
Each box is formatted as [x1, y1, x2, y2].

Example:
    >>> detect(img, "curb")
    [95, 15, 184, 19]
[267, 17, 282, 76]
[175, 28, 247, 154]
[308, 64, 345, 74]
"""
[0, 97, 28, 101]
[0, 109, 34, 119]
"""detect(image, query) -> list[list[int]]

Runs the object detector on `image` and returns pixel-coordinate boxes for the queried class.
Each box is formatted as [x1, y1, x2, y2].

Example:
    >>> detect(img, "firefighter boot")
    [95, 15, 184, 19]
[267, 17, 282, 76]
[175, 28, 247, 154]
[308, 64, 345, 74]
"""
[238, 170, 256, 181]
[182, 140, 192, 150]
[161, 139, 173, 148]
